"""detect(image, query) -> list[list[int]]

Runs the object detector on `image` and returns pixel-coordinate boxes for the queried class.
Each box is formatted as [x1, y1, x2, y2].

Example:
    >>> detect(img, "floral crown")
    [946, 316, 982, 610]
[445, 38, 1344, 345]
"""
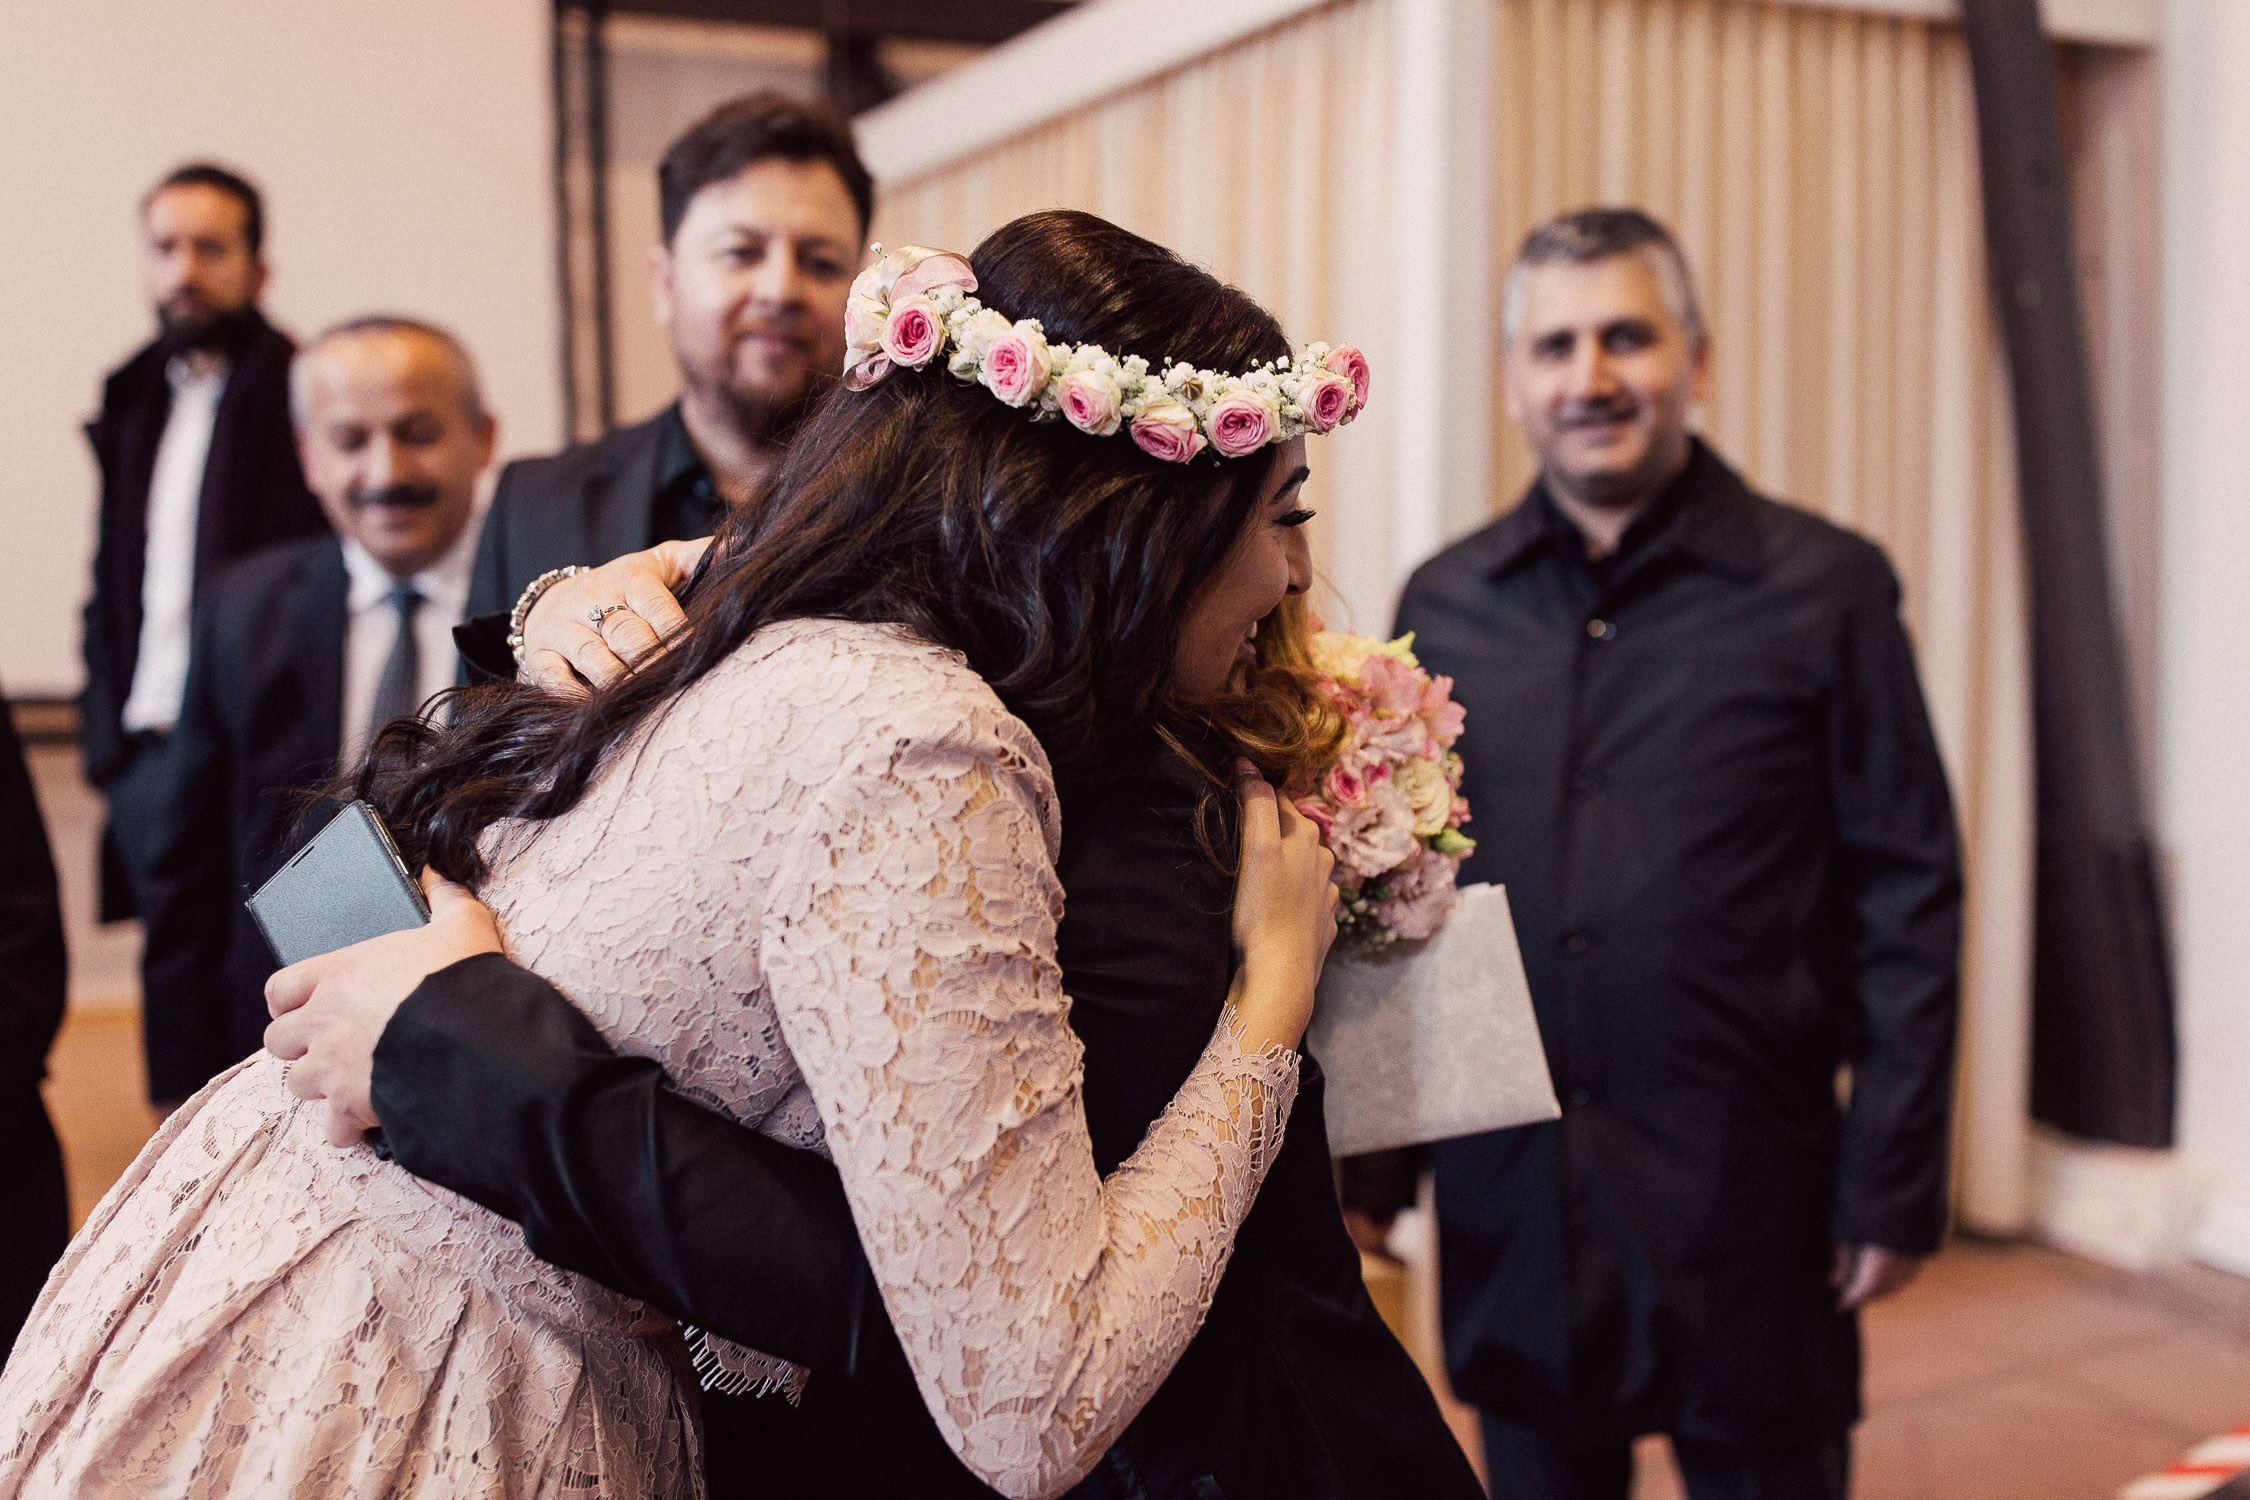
[842, 244, 1370, 463]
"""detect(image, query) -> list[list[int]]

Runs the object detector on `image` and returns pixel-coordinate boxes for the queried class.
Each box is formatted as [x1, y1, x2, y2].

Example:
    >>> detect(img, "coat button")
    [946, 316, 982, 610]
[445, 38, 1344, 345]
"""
[1561, 929, 1592, 955]
[1569, 1086, 1594, 1109]
[1586, 617, 1616, 640]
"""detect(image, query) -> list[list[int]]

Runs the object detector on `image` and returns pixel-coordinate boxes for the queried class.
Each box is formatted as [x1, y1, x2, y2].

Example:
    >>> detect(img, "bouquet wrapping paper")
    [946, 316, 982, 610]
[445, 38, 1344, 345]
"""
[1309, 882, 1558, 1156]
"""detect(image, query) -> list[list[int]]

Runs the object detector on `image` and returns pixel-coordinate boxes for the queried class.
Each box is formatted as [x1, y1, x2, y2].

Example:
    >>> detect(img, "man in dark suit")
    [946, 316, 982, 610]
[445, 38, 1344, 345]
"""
[138, 318, 493, 1104]
[466, 93, 871, 641]
[1345, 210, 1963, 1500]
[0, 685, 71, 1353]
[81, 163, 328, 926]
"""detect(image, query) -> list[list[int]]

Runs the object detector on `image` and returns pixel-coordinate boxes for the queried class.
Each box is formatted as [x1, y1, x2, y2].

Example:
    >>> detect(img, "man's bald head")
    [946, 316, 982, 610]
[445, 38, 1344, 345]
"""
[292, 316, 496, 577]
[291, 316, 486, 429]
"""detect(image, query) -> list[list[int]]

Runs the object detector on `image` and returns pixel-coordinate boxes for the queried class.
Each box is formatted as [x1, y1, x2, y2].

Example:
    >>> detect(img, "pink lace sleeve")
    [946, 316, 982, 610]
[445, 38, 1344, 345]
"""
[760, 706, 1299, 1500]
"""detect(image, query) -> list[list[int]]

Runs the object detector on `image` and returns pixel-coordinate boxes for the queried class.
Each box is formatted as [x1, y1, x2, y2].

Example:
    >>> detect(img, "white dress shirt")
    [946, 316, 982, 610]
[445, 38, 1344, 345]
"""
[119, 357, 229, 734]
[339, 507, 483, 762]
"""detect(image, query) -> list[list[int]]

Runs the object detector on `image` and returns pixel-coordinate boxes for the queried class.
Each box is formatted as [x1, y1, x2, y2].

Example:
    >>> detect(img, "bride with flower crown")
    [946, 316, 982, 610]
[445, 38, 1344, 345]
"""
[0, 211, 1479, 1500]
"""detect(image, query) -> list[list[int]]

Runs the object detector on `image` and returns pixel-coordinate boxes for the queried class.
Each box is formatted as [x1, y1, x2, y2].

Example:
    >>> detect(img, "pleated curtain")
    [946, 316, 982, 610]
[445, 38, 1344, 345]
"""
[870, 0, 2035, 1239]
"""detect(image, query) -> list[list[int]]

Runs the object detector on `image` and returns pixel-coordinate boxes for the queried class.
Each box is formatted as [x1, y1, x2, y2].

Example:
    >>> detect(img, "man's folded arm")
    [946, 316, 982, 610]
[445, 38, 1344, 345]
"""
[370, 952, 883, 1375]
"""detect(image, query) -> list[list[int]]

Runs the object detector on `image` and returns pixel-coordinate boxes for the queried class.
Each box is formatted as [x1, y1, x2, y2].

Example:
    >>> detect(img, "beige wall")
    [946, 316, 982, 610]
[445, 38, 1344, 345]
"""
[0, 0, 561, 700]
[2158, 0, 2250, 1276]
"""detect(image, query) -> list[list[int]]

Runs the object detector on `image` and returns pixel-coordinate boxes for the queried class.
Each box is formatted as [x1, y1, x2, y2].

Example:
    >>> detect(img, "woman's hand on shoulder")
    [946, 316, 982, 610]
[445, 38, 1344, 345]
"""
[263, 870, 503, 1146]
[520, 537, 711, 696]
[1228, 762, 1338, 1053]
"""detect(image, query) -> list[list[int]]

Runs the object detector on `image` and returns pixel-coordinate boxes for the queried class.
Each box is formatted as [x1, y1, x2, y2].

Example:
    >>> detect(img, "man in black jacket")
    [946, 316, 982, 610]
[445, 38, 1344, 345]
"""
[1347, 210, 1961, 1499]
[80, 163, 327, 926]
[465, 93, 871, 635]
[139, 318, 492, 1104]
[0, 687, 71, 1354]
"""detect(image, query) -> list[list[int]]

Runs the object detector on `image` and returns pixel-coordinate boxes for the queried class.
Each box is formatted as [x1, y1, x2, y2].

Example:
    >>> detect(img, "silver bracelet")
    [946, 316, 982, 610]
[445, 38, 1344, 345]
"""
[507, 565, 589, 667]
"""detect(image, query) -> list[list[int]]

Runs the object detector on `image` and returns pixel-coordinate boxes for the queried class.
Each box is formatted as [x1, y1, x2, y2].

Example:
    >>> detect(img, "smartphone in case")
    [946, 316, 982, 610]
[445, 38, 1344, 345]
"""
[246, 800, 430, 967]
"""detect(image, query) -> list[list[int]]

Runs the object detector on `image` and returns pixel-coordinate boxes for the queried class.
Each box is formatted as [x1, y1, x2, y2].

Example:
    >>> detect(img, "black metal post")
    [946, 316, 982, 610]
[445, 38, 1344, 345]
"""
[549, 1, 580, 439]
[1959, 0, 2175, 1146]
[583, 0, 618, 434]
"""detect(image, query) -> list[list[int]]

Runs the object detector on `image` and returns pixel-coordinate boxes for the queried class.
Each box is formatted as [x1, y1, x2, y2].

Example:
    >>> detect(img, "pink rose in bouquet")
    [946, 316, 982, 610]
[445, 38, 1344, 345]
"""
[1296, 624, 1475, 949]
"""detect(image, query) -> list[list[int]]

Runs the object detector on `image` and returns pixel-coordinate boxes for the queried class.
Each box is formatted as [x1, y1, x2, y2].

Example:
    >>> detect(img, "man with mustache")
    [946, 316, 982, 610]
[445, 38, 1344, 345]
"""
[1344, 209, 1963, 1499]
[462, 92, 870, 665]
[80, 165, 326, 994]
[137, 318, 493, 1104]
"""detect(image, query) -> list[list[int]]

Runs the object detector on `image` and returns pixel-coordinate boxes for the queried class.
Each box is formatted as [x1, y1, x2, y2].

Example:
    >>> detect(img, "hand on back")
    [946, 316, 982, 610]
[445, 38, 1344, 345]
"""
[519, 537, 711, 696]
[264, 869, 504, 1145]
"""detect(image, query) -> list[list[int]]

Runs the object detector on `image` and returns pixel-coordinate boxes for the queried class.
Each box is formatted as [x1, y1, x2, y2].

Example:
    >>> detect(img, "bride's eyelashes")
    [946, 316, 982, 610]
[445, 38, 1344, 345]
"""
[1278, 507, 1316, 528]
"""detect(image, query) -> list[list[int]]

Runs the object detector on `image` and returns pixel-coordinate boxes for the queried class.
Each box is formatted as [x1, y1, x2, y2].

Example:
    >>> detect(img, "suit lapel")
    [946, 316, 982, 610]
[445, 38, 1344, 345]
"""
[290, 538, 349, 775]
[589, 414, 668, 565]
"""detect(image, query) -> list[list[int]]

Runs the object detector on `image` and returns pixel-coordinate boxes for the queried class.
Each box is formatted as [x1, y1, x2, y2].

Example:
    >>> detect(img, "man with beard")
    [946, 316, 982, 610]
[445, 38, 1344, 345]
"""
[1346, 209, 1962, 1500]
[81, 164, 326, 944]
[463, 93, 870, 655]
[138, 318, 493, 1104]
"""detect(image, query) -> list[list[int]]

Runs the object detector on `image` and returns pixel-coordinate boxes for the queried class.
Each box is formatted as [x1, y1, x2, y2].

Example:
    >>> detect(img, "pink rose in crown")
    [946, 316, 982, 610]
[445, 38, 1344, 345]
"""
[1323, 344, 1372, 413]
[948, 308, 1014, 379]
[1205, 387, 1279, 458]
[1325, 760, 1369, 808]
[1059, 369, 1124, 436]
[841, 247, 976, 390]
[1379, 846, 1459, 941]
[880, 295, 944, 370]
[1130, 399, 1206, 463]
[981, 323, 1052, 408]
[1300, 370, 1354, 434]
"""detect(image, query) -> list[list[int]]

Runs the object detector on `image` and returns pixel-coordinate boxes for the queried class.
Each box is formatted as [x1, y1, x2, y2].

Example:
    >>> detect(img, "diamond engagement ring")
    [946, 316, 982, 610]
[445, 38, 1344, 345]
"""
[588, 604, 632, 628]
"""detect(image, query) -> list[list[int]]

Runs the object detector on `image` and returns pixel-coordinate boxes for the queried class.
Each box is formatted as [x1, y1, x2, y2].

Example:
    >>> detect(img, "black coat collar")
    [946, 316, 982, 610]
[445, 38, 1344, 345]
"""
[1479, 438, 1766, 584]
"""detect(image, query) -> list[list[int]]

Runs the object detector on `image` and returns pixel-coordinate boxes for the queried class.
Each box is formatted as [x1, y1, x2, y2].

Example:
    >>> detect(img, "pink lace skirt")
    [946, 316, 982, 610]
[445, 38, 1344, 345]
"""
[0, 1053, 699, 1498]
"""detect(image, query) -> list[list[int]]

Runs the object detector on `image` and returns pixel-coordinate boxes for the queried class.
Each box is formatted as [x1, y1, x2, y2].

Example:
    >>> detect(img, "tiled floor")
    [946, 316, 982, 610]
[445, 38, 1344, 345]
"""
[23, 723, 2250, 1498]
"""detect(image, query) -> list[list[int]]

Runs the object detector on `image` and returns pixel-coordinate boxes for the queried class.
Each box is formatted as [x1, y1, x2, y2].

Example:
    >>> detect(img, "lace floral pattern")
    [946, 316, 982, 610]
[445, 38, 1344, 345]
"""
[0, 620, 1296, 1500]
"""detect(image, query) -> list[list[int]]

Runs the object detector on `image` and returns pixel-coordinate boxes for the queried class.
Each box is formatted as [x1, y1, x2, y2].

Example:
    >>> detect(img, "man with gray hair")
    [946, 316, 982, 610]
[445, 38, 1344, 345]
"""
[1345, 208, 1963, 1498]
[137, 317, 494, 1104]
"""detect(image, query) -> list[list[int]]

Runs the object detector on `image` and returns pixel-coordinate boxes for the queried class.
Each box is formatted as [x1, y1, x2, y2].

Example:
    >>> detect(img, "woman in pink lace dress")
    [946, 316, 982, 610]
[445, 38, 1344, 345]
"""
[0, 213, 1355, 1499]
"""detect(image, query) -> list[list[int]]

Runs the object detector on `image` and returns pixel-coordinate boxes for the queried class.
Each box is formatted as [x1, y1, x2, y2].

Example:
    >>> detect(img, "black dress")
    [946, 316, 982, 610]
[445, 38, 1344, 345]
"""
[371, 732, 1481, 1499]
[0, 688, 71, 1354]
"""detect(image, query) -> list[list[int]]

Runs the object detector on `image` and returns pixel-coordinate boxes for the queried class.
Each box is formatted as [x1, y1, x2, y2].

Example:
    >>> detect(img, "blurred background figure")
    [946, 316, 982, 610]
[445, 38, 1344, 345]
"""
[136, 318, 493, 1108]
[0, 680, 70, 1352]
[464, 92, 870, 623]
[79, 164, 327, 942]
[1349, 209, 1964, 1500]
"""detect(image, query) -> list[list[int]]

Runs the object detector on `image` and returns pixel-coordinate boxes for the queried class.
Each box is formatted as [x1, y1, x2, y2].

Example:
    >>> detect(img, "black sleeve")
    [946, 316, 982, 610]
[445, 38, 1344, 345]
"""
[0, 695, 65, 1096]
[1337, 1146, 1425, 1220]
[1825, 551, 1964, 1255]
[451, 613, 516, 685]
[136, 601, 242, 1102]
[370, 953, 884, 1375]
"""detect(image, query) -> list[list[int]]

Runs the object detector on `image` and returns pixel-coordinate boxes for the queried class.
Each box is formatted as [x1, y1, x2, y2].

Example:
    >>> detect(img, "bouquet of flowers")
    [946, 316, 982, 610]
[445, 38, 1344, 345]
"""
[1297, 626, 1475, 949]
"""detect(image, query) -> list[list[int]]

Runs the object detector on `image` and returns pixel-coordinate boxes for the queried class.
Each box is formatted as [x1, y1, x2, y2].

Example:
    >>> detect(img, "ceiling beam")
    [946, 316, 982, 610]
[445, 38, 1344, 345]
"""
[583, 0, 1074, 48]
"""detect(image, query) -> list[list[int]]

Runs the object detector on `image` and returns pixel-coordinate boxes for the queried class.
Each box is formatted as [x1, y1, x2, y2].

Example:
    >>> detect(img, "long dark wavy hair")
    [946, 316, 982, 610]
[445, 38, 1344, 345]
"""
[356, 210, 1345, 885]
